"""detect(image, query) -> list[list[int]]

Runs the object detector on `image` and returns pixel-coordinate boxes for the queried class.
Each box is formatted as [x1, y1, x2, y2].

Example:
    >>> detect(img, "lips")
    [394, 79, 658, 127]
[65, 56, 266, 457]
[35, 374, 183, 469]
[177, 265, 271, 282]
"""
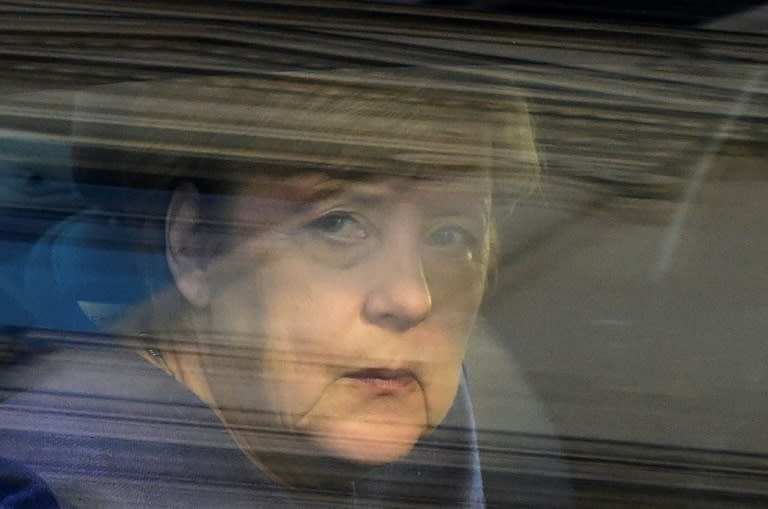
[342, 368, 417, 394]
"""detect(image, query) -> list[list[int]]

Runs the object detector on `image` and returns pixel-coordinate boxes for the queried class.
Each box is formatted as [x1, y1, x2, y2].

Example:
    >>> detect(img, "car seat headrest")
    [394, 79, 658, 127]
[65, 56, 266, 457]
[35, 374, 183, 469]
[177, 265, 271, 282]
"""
[23, 208, 172, 333]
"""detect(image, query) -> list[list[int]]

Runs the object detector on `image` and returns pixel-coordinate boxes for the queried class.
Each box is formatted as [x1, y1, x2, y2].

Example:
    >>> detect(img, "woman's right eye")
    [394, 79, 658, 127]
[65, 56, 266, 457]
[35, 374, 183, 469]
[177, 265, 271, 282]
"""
[305, 211, 368, 243]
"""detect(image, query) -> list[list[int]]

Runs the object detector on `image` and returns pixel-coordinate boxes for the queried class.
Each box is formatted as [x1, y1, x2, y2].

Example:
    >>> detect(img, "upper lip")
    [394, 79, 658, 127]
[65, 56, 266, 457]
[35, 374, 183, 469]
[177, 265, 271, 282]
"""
[342, 367, 417, 380]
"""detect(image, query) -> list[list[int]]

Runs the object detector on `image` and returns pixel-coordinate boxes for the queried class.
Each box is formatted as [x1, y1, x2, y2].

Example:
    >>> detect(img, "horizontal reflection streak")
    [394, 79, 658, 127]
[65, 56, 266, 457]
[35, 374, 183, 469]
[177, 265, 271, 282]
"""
[4, 327, 443, 370]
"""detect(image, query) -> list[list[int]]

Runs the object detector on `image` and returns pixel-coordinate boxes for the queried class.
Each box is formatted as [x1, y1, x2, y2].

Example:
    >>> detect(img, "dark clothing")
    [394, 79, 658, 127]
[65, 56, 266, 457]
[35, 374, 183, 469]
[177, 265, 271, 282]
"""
[0, 458, 60, 509]
[0, 347, 484, 508]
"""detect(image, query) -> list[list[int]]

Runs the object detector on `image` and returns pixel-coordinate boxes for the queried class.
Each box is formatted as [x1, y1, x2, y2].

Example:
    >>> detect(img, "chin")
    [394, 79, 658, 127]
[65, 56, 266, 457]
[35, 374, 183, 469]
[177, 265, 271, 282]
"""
[315, 420, 425, 466]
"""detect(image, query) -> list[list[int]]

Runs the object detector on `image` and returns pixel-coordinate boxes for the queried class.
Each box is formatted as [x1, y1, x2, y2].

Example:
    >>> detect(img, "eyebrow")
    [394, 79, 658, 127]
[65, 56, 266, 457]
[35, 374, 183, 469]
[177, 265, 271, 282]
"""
[299, 178, 393, 207]
[293, 174, 491, 221]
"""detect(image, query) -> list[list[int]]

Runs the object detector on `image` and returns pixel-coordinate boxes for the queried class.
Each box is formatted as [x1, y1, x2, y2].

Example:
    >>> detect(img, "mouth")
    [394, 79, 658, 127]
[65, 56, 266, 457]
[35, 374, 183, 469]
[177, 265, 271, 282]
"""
[342, 368, 417, 394]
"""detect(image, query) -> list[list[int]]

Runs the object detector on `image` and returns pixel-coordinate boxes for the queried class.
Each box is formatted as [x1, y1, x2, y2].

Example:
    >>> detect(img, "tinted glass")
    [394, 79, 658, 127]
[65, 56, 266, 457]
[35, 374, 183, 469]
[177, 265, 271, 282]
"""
[1, 2, 766, 508]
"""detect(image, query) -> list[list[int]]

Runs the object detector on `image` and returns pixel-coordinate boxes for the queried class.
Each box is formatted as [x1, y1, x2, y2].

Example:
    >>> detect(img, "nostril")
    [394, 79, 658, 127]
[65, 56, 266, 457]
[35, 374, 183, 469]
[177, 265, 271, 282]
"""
[376, 314, 418, 334]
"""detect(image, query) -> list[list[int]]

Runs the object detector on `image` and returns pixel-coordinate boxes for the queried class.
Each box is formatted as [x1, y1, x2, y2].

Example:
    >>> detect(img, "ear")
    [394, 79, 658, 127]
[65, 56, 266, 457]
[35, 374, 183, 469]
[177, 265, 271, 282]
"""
[166, 183, 211, 308]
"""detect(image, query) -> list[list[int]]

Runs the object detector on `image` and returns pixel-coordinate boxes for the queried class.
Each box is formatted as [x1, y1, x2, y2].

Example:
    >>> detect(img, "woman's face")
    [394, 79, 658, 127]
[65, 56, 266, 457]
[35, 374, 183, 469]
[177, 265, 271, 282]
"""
[190, 172, 491, 471]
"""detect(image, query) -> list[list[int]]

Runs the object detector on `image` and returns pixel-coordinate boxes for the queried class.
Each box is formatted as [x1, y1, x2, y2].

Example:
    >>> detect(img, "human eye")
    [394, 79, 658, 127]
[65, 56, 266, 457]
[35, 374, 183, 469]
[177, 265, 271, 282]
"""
[295, 210, 375, 268]
[427, 225, 476, 248]
[305, 211, 369, 243]
[425, 222, 482, 262]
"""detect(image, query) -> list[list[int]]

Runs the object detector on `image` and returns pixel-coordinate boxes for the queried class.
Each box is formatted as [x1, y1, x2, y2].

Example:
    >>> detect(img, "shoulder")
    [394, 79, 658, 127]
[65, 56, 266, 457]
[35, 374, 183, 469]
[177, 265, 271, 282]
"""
[0, 348, 282, 509]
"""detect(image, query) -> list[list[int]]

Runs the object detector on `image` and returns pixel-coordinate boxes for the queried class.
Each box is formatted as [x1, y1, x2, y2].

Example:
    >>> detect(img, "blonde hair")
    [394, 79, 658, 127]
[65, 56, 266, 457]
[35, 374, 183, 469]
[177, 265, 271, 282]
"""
[72, 69, 539, 202]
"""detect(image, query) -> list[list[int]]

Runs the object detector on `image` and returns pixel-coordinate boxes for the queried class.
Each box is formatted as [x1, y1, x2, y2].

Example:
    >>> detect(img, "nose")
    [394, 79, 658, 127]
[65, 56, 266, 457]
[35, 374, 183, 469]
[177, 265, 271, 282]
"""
[362, 220, 432, 332]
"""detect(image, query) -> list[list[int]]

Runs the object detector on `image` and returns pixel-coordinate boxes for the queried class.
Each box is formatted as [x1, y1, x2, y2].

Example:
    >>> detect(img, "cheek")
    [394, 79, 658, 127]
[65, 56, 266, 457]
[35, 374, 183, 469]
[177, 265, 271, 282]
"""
[241, 258, 363, 421]
[415, 316, 473, 427]
[421, 363, 463, 430]
[201, 260, 355, 455]
[428, 257, 487, 338]
[418, 261, 486, 423]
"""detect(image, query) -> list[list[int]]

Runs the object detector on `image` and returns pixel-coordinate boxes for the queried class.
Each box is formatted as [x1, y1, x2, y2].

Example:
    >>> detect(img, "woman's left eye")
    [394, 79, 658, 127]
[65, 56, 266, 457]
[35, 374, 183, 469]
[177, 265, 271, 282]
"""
[305, 211, 368, 242]
[426, 225, 476, 249]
